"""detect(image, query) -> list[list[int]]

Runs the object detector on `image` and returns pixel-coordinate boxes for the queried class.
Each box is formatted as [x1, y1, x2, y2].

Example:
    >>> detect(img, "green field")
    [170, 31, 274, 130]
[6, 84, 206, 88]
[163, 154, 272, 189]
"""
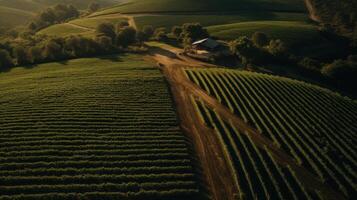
[0, 0, 122, 28]
[207, 21, 322, 46]
[39, 16, 128, 37]
[0, 6, 34, 28]
[134, 12, 309, 29]
[0, 55, 203, 199]
[93, 0, 306, 16]
[71, 16, 128, 29]
[186, 68, 357, 199]
[37, 23, 93, 37]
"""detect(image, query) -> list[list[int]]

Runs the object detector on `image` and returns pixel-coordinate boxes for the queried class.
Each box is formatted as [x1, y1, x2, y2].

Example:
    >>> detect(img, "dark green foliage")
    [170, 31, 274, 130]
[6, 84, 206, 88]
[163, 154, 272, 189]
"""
[309, 0, 357, 34]
[13, 46, 29, 65]
[322, 58, 357, 87]
[0, 49, 13, 70]
[96, 35, 113, 51]
[116, 27, 137, 48]
[172, 26, 183, 39]
[142, 25, 154, 40]
[299, 57, 322, 72]
[229, 36, 270, 66]
[88, 2, 101, 13]
[180, 23, 209, 42]
[252, 32, 269, 47]
[154, 27, 168, 42]
[30, 4, 80, 31]
[96, 22, 116, 41]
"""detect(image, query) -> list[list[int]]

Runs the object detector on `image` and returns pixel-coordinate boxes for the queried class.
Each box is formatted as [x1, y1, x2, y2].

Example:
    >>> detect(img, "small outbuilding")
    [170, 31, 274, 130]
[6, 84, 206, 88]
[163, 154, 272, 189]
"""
[192, 38, 220, 51]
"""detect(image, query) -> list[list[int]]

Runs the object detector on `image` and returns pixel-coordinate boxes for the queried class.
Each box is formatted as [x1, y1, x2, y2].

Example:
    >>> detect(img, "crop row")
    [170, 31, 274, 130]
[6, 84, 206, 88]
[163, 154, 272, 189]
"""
[192, 98, 313, 199]
[187, 68, 357, 198]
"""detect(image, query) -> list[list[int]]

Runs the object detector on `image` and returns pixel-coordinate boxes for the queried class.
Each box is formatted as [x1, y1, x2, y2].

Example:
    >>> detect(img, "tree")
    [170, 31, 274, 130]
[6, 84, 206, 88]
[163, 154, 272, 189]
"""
[180, 23, 209, 42]
[154, 28, 168, 41]
[116, 27, 137, 47]
[88, 2, 100, 13]
[252, 32, 269, 47]
[96, 35, 113, 51]
[28, 46, 42, 64]
[43, 40, 63, 61]
[136, 31, 147, 44]
[96, 23, 116, 41]
[322, 59, 357, 87]
[229, 36, 268, 67]
[171, 26, 183, 39]
[268, 39, 288, 56]
[117, 21, 129, 31]
[0, 49, 13, 71]
[13, 46, 29, 65]
[142, 25, 154, 40]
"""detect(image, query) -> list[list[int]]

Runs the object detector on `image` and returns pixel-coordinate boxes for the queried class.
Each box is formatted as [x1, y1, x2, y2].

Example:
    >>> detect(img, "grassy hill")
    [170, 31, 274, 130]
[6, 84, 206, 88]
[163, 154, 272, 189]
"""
[186, 68, 357, 199]
[207, 21, 322, 46]
[0, 54, 204, 199]
[0, 0, 122, 28]
[38, 16, 128, 37]
[93, 0, 306, 16]
[0, 6, 34, 28]
[134, 12, 309, 29]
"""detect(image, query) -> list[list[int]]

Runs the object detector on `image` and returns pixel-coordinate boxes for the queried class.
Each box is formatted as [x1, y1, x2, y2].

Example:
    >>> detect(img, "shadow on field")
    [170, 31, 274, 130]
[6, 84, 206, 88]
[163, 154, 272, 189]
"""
[148, 46, 182, 60]
[98, 54, 124, 62]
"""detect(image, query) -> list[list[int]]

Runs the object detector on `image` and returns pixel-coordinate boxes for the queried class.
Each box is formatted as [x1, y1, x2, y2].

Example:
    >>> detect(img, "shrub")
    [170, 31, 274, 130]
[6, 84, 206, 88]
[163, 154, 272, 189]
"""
[142, 25, 154, 40]
[0, 49, 13, 71]
[96, 23, 116, 41]
[180, 23, 209, 42]
[13, 46, 29, 65]
[252, 32, 269, 47]
[116, 27, 137, 48]
[322, 59, 357, 87]
[299, 57, 322, 72]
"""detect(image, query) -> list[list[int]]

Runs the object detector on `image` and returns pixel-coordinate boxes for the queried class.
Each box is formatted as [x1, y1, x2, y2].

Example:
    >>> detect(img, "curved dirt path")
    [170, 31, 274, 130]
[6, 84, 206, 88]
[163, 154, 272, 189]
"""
[146, 45, 240, 200]
[147, 42, 344, 200]
[65, 22, 93, 31]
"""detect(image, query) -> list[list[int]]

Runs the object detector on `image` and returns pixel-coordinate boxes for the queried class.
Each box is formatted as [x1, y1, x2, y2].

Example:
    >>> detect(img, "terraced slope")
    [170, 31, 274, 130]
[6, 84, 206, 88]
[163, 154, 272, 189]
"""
[93, 0, 306, 16]
[0, 55, 203, 200]
[185, 68, 357, 199]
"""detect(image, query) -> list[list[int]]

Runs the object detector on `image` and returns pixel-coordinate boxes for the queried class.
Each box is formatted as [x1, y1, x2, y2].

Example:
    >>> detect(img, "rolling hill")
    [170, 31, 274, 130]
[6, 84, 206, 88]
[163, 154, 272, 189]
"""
[207, 21, 322, 46]
[0, 54, 204, 199]
[0, 0, 123, 28]
[186, 68, 357, 199]
[93, 0, 306, 16]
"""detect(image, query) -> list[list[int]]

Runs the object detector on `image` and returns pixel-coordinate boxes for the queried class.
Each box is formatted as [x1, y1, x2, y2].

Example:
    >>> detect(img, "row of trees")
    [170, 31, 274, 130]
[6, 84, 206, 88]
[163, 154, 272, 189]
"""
[227, 31, 357, 90]
[28, 4, 80, 32]
[0, 21, 151, 71]
[229, 32, 289, 67]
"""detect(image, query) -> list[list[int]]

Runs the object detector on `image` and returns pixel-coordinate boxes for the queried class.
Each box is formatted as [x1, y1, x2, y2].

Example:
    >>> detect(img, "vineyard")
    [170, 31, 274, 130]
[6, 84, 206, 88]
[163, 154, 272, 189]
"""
[0, 55, 203, 200]
[186, 68, 357, 199]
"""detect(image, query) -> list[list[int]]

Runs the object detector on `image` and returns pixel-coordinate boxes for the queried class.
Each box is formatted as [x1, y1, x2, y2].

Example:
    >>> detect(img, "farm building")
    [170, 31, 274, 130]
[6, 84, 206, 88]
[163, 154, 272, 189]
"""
[192, 38, 221, 51]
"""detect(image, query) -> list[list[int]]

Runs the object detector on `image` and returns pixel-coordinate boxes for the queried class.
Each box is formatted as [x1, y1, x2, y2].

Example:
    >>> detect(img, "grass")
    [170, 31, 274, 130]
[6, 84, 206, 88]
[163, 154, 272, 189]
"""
[94, 0, 306, 15]
[207, 21, 322, 46]
[134, 12, 309, 29]
[0, 6, 34, 28]
[0, 54, 202, 199]
[37, 23, 93, 37]
[70, 16, 128, 29]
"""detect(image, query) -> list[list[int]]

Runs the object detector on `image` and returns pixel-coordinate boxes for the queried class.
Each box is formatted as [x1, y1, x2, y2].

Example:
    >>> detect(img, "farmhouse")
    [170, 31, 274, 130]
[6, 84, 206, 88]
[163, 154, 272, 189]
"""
[192, 38, 221, 51]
